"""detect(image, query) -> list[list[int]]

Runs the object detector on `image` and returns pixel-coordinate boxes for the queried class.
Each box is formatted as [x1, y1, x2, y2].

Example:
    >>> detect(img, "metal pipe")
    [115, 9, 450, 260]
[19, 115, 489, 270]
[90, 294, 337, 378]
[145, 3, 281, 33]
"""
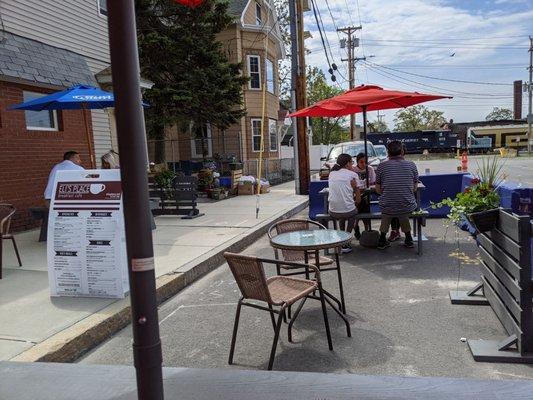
[107, 1, 164, 399]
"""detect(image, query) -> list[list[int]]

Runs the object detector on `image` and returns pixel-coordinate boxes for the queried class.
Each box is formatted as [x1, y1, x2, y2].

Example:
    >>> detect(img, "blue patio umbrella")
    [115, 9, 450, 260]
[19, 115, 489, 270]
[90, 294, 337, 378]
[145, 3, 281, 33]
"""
[10, 84, 131, 168]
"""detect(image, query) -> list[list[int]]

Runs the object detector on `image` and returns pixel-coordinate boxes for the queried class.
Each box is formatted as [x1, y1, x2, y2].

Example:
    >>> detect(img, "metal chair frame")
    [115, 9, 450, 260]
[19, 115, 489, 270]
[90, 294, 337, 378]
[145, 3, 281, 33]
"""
[268, 218, 347, 314]
[224, 252, 333, 371]
[0, 204, 22, 279]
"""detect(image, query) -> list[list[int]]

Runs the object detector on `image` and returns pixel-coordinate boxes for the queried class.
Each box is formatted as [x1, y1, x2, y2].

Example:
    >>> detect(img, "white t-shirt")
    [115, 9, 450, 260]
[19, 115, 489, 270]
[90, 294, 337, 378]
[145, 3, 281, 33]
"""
[328, 168, 363, 213]
[44, 160, 85, 199]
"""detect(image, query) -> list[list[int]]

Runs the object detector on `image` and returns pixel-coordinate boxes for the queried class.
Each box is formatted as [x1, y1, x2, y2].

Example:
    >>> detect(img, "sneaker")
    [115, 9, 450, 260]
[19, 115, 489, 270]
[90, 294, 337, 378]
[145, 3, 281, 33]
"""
[388, 230, 401, 242]
[341, 244, 353, 253]
[354, 226, 361, 240]
[404, 239, 414, 248]
[377, 240, 391, 250]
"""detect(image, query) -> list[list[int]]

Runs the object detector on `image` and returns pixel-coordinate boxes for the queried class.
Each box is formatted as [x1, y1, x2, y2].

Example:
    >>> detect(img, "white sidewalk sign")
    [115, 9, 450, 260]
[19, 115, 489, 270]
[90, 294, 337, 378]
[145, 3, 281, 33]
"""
[47, 169, 129, 298]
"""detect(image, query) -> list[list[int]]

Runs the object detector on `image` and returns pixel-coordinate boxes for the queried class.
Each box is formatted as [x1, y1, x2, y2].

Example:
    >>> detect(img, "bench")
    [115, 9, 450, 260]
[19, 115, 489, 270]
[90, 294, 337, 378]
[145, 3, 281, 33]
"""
[150, 176, 204, 219]
[29, 206, 48, 242]
[458, 209, 533, 363]
[317, 211, 428, 255]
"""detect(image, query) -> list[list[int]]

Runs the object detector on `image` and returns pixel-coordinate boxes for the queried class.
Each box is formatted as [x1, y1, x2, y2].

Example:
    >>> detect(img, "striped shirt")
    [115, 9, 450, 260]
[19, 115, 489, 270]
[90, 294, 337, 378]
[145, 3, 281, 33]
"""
[375, 157, 419, 215]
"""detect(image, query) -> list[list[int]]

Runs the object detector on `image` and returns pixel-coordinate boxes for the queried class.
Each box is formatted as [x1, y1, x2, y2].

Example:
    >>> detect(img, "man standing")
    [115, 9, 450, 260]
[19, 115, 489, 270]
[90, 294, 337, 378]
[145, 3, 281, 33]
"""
[44, 151, 85, 204]
[375, 141, 419, 249]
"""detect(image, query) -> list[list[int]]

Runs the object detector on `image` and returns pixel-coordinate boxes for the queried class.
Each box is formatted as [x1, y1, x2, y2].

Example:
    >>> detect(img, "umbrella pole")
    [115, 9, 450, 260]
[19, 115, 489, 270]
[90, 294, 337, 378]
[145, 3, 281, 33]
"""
[362, 106, 369, 188]
[82, 103, 96, 169]
[107, 1, 163, 399]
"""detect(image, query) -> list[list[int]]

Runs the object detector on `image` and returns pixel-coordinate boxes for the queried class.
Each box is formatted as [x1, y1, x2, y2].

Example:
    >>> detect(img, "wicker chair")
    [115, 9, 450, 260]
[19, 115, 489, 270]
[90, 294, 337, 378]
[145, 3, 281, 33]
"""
[224, 252, 333, 370]
[268, 218, 334, 268]
[269, 218, 347, 315]
[1, 204, 22, 279]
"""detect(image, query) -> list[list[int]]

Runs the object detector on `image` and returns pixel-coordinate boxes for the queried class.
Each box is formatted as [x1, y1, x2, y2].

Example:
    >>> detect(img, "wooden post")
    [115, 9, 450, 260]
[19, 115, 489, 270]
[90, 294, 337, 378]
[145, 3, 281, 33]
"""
[295, 0, 309, 195]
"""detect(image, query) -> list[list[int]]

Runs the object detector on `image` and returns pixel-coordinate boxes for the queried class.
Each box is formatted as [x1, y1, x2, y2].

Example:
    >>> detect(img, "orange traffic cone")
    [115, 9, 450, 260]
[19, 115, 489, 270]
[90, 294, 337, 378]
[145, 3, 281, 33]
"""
[461, 151, 468, 172]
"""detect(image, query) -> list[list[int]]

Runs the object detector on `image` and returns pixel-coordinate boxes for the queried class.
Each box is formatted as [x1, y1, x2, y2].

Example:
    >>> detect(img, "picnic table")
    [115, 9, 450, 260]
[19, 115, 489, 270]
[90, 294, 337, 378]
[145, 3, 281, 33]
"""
[316, 183, 428, 254]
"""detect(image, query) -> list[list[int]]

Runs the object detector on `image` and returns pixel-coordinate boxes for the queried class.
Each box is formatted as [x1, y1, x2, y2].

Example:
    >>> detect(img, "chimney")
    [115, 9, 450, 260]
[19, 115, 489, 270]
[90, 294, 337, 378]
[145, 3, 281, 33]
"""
[513, 80, 522, 119]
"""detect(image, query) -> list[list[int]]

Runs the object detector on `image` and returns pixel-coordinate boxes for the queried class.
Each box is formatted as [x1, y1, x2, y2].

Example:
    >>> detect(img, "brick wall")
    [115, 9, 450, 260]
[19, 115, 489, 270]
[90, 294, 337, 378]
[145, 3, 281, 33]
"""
[0, 80, 94, 232]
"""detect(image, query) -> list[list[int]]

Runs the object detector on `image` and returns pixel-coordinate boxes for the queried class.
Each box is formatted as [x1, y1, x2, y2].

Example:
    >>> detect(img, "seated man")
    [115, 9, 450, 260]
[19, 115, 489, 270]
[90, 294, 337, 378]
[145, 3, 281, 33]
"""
[375, 140, 419, 249]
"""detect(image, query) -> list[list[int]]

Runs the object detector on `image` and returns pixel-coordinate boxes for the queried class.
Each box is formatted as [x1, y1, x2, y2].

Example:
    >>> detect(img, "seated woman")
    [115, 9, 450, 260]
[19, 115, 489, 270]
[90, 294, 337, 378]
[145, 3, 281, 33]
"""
[352, 152, 376, 239]
[328, 153, 363, 253]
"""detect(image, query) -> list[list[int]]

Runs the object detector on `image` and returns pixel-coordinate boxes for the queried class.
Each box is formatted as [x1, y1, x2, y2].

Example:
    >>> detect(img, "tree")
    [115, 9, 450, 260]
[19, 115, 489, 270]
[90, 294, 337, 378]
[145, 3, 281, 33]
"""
[306, 67, 346, 144]
[394, 105, 446, 132]
[485, 107, 513, 121]
[274, 0, 291, 102]
[136, 0, 247, 161]
[368, 119, 389, 133]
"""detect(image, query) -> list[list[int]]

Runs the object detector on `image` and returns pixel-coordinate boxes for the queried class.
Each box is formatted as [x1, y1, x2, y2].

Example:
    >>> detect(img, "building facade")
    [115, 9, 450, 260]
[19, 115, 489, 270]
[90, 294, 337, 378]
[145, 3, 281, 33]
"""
[0, 0, 114, 230]
[157, 0, 285, 166]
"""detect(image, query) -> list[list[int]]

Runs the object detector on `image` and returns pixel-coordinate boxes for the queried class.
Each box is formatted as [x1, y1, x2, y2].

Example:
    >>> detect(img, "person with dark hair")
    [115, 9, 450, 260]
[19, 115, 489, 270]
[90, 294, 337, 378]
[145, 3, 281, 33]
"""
[375, 140, 419, 249]
[44, 151, 84, 203]
[352, 152, 376, 238]
[328, 153, 363, 253]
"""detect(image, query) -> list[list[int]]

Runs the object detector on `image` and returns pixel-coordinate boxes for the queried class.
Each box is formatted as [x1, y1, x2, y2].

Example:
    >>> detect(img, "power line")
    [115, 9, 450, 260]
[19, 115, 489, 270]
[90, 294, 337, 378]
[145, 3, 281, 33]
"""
[308, 41, 529, 52]
[366, 61, 513, 86]
[363, 62, 513, 99]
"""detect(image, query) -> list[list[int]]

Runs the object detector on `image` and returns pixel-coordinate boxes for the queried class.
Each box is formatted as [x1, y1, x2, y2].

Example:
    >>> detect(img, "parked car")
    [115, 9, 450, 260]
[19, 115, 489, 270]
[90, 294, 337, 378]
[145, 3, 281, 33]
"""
[319, 141, 381, 180]
[373, 144, 388, 161]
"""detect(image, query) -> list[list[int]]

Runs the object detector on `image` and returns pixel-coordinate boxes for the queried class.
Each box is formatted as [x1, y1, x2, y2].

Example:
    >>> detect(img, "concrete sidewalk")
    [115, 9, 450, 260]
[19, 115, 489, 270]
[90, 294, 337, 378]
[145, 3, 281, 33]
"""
[0, 181, 307, 362]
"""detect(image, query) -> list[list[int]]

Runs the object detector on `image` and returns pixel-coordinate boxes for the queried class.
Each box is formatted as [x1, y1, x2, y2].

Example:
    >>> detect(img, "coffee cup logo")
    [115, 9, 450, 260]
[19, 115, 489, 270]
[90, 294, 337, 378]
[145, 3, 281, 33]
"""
[89, 183, 106, 195]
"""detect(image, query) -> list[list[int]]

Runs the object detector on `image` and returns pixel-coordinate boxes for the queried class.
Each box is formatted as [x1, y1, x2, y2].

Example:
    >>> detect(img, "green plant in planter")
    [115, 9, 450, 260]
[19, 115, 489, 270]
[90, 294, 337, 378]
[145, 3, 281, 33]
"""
[432, 156, 504, 227]
[432, 183, 500, 225]
[154, 169, 176, 190]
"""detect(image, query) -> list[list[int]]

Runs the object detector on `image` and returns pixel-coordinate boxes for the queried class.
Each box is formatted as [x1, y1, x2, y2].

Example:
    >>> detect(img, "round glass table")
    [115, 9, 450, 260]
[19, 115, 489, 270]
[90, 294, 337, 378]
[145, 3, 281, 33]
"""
[269, 229, 352, 251]
[269, 229, 352, 338]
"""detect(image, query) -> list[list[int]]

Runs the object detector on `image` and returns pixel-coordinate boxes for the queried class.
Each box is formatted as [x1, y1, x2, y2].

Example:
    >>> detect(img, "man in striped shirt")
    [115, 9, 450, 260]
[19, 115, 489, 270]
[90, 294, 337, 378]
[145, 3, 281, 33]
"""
[375, 140, 419, 249]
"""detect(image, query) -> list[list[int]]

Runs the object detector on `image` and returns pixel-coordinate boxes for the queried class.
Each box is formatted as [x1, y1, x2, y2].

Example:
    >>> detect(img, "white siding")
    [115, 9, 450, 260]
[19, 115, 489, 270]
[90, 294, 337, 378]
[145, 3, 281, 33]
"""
[0, 0, 113, 159]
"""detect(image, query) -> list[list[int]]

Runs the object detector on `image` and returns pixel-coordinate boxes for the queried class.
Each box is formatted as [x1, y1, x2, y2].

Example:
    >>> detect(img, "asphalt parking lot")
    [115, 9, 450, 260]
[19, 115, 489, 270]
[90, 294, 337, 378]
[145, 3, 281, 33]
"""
[409, 154, 533, 186]
[81, 217, 533, 380]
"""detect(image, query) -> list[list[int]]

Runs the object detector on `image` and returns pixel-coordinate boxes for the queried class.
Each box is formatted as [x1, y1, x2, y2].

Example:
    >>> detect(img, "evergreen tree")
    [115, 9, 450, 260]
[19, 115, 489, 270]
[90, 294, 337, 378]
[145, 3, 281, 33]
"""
[136, 0, 247, 161]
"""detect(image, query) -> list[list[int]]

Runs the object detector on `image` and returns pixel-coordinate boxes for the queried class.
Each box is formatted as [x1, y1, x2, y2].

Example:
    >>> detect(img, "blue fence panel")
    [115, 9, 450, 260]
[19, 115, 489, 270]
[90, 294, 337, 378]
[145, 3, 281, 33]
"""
[419, 173, 467, 217]
[309, 180, 329, 220]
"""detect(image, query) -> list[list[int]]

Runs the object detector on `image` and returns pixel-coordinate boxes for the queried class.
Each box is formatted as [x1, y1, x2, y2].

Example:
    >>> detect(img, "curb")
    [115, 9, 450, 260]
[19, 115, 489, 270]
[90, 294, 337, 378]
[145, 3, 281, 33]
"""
[11, 199, 309, 363]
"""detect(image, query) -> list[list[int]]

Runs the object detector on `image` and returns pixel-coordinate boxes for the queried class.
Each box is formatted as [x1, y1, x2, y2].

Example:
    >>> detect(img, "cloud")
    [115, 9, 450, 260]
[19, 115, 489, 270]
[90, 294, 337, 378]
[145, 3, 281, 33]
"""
[300, 0, 532, 124]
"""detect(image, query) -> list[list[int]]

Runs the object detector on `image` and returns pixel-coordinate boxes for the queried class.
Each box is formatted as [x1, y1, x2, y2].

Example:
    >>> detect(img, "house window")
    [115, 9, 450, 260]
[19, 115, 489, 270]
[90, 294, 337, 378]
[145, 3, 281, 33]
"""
[255, 2, 262, 26]
[251, 118, 263, 152]
[269, 119, 277, 151]
[265, 59, 274, 94]
[191, 123, 212, 158]
[247, 55, 261, 90]
[23, 91, 58, 131]
[98, 0, 107, 16]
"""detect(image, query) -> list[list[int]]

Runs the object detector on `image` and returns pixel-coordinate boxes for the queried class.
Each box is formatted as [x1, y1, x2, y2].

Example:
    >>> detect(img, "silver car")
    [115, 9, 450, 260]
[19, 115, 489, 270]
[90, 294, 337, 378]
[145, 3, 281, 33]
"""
[319, 141, 381, 180]
[373, 144, 388, 162]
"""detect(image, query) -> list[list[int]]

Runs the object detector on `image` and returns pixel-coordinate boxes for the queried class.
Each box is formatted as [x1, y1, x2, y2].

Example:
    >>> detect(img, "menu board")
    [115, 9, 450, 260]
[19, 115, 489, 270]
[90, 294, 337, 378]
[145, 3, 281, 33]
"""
[47, 169, 129, 298]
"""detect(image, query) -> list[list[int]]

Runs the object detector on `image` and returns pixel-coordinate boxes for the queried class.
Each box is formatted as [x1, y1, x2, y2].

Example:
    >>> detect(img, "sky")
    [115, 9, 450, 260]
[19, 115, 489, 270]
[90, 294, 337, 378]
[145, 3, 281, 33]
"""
[302, 0, 533, 128]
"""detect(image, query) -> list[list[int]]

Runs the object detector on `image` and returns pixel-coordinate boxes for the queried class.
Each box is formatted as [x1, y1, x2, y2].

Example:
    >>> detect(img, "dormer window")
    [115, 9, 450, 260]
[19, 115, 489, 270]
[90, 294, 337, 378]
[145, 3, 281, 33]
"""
[255, 2, 262, 26]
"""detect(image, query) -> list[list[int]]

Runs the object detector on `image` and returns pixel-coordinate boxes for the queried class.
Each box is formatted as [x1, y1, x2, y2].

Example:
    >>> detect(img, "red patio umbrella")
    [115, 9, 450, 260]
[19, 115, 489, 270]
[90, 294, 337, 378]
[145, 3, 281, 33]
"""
[289, 84, 452, 186]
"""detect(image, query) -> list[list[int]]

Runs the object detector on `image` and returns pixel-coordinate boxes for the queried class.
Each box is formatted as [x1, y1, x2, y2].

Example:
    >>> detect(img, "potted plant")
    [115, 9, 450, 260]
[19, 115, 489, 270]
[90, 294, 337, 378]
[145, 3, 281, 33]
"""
[153, 169, 177, 199]
[433, 156, 505, 233]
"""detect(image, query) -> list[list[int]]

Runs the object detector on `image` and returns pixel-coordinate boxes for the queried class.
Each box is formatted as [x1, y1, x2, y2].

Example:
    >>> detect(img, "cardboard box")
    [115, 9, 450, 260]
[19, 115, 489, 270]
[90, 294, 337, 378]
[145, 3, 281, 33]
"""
[238, 183, 255, 195]
[260, 184, 270, 194]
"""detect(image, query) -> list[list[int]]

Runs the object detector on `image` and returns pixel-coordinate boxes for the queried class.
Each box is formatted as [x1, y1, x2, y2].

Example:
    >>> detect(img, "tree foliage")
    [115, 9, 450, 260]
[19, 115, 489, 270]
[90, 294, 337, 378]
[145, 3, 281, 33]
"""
[393, 105, 446, 132]
[485, 107, 513, 121]
[306, 67, 346, 144]
[135, 0, 247, 160]
[368, 119, 389, 132]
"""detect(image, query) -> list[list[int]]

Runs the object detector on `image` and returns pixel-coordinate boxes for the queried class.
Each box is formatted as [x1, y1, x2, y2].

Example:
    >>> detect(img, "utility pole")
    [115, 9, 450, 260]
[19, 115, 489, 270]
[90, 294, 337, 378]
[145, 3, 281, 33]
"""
[527, 36, 533, 153]
[338, 26, 361, 140]
[290, 0, 310, 194]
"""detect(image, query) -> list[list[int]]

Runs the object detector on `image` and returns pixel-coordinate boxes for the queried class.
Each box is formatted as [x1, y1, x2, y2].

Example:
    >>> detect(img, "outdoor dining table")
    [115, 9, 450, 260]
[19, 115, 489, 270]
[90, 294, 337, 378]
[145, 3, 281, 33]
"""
[269, 229, 352, 337]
